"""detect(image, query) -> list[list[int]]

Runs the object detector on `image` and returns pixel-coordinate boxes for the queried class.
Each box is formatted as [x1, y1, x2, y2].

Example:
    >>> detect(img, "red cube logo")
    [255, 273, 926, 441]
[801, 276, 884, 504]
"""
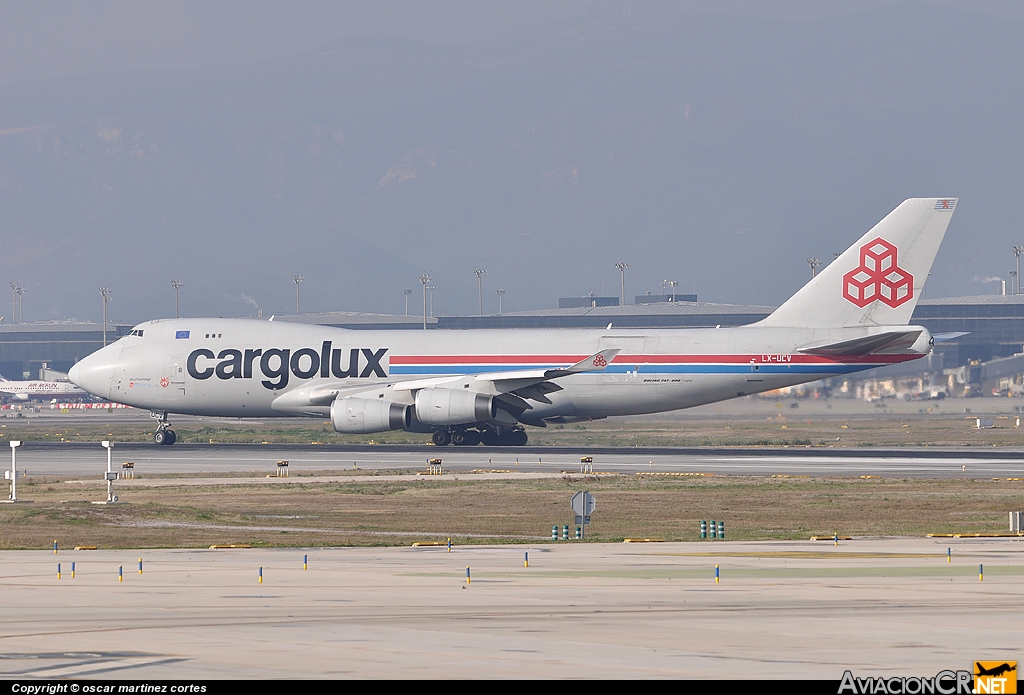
[842, 238, 914, 308]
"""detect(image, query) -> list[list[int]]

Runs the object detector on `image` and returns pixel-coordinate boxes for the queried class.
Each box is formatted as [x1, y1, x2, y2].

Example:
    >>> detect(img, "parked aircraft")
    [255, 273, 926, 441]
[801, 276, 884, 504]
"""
[0, 374, 88, 402]
[69, 198, 956, 446]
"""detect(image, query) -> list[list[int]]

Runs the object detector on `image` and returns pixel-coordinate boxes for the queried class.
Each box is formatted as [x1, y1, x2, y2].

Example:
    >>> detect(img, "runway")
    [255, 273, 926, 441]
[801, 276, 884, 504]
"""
[10, 442, 1024, 478]
[0, 538, 1019, 679]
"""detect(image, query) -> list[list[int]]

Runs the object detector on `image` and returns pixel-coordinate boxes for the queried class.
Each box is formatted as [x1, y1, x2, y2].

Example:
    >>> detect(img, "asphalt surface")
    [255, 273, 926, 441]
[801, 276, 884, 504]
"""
[0, 539, 1020, 678]
[8, 442, 1024, 478]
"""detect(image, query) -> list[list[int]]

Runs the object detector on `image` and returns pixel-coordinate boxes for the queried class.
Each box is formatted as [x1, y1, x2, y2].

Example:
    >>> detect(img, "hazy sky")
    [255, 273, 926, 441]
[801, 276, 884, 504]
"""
[2, 1, 1024, 323]
[3, 1, 1022, 84]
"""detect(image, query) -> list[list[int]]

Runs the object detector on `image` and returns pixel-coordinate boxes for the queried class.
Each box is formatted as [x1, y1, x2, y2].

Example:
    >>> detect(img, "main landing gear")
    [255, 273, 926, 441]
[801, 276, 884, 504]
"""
[151, 411, 177, 446]
[432, 426, 527, 447]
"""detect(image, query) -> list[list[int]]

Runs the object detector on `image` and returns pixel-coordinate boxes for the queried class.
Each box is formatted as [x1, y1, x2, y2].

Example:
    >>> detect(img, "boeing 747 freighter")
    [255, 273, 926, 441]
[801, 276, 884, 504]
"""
[69, 198, 957, 446]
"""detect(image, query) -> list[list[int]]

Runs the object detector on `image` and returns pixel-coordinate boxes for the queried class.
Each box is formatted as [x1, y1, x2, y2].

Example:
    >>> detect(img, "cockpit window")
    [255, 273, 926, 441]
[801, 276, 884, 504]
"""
[127, 329, 144, 337]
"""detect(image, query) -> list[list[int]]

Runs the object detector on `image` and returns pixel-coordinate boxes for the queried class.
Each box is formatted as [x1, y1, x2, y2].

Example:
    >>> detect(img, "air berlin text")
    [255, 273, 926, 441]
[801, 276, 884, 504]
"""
[187, 342, 388, 390]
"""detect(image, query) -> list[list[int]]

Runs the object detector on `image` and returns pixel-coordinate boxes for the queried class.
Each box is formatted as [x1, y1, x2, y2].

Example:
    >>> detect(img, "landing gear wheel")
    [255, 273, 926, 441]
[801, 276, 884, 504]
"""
[451, 430, 468, 446]
[431, 429, 451, 447]
[463, 429, 481, 446]
[480, 429, 499, 447]
[154, 430, 167, 446]
[511, 429, 528, 446]
[164, 429, 176, 446]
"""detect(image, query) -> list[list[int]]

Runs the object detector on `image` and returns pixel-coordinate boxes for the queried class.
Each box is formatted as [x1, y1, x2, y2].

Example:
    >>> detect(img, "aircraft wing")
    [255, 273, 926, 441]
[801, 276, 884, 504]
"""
[392, 349, 620, 399]
[796, 330, 923, 357]
[271, 349, 619, 414]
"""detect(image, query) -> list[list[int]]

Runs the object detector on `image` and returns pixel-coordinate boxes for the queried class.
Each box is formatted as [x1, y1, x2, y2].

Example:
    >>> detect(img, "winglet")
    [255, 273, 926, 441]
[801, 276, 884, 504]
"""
[552, 349, 620, 376]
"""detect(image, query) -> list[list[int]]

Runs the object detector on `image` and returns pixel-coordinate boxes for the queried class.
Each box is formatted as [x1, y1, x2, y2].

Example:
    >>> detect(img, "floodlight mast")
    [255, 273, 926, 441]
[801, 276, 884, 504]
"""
[808, 258, 822, 279]
[15, 285, 24, 324]
[473, 269, 487, 315]
[615, 262, 629, 306]
[419, 274, 431, 330]
[1013, 246, 1024, 294]
[171, 280, 184, 318]
[292, 275, 304, 314]
[496, 288, 505, 314]
[403, 288, 412, 316]
[99, 287, 112, 346]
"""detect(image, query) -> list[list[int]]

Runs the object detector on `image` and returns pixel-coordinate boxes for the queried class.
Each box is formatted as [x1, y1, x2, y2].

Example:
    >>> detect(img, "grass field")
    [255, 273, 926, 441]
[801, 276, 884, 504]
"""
[1, 407, 1023, 447]
[2, 472, 1021, 550]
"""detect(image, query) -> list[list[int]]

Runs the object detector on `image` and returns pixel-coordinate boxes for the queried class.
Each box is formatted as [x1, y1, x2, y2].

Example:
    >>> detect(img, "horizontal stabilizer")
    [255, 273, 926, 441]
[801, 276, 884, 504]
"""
[933, 331, 969, 343]
[797, 330, 923, 357]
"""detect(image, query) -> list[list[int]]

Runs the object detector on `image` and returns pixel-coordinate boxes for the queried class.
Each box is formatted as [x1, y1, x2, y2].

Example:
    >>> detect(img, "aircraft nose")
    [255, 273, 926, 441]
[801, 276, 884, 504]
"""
[69, 345, 121, 399]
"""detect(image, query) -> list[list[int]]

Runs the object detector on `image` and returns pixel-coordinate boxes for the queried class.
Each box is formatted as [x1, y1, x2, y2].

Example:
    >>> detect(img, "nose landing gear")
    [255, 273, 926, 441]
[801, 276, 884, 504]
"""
[151, 411, 177, 446]
[153, 428, 176, 446]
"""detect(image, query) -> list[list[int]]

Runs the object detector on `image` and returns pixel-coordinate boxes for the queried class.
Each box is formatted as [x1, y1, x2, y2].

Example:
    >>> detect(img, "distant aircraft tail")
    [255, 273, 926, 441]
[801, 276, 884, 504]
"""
[759, 198, 957, 328]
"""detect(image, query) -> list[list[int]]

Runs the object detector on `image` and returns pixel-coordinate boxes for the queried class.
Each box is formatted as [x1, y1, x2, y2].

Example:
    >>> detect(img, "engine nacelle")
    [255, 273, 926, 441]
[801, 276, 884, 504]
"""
[330, 397, 410, 434]
[414, 388, 496, 426]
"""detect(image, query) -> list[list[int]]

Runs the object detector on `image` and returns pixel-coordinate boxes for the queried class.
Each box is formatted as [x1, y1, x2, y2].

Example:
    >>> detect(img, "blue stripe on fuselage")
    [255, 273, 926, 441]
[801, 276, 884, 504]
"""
[389, 364, 880, 376]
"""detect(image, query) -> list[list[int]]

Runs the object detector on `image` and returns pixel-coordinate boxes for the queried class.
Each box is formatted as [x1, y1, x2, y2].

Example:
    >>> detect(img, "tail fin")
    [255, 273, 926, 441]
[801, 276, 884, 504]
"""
[759, 198, 957, 328]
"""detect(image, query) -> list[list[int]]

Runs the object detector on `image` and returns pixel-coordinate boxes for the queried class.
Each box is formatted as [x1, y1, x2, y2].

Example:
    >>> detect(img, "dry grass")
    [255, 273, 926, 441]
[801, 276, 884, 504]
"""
[1, 474, 1021, 550]
[0, 409, 1020, 447]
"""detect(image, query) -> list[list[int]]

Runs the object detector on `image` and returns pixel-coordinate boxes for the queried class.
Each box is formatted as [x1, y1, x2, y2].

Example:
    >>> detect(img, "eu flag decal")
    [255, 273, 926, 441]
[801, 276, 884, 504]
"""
[175, 330, 190, 339]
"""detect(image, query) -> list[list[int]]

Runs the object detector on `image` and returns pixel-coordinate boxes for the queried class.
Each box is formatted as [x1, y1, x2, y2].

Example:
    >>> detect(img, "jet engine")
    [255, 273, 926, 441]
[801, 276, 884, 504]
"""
[413, 388, 496, 425]
[330, 397, 410, 434]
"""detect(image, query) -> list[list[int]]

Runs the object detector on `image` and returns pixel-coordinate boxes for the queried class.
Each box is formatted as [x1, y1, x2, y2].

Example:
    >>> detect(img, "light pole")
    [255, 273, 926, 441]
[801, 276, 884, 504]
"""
[473, 269, 487, 315]
[9, 282, 16, 324]
[1014, 246, 1024, 294]
[171, 280, 184, 319]
[808, 258, 822, 278]
[419, 274, 431, 330]
[615, 262, 629, 306]
[496, 288, 505, 314]
[99, 287, 112, 346]
[1011, 271, 1019, 298]
[427, 286, 436, 318]
[668, 280, 679, 302]
[8, 440, 21, 501]
[292, 275, 304, 314]
[403, 288, 412, 316]
[15, 285, 24, 323]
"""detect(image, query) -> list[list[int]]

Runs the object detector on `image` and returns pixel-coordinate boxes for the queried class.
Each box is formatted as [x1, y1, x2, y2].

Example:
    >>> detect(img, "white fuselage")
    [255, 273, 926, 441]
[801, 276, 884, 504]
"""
[69, 318, 929, 423]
